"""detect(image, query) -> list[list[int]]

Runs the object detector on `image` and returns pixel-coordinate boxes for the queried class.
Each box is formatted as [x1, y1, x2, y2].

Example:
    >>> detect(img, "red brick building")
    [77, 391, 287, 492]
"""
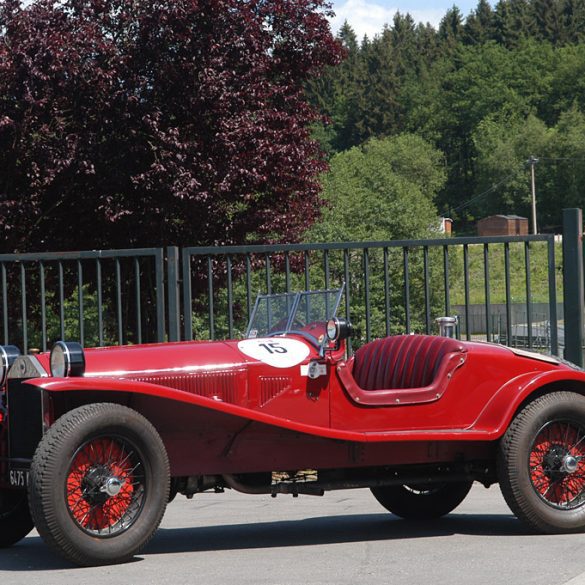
[477, 215, 528, 236]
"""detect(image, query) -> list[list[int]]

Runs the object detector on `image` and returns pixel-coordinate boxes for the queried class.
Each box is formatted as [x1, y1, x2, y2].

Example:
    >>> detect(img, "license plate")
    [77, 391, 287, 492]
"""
[9, 469, 29, 488]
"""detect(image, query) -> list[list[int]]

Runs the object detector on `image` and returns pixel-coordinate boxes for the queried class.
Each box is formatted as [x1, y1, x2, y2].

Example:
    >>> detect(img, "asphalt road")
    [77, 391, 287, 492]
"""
[2, 484, 585, 585]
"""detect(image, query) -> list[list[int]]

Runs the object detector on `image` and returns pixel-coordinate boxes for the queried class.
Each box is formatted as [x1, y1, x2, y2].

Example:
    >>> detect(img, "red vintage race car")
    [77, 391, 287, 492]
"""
[1, 286, 585, 566]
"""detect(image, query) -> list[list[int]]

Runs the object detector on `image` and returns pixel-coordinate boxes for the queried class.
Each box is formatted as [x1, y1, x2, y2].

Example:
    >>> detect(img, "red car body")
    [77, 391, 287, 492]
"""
[12, 337, 570, 471]
[1, 287, 585, 566]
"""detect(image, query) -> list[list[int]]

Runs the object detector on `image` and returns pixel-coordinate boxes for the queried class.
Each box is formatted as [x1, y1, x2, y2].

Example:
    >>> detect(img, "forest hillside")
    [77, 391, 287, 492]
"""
[307, 0, 585, 234]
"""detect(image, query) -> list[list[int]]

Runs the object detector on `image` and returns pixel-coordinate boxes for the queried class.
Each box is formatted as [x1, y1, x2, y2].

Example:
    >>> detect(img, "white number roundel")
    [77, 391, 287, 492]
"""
[237, 338, 310, 368]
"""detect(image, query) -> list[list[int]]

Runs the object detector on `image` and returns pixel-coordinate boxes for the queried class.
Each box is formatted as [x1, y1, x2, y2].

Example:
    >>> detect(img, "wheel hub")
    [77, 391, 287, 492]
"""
[563, 454, 579, 473]
[101, 477, 125, 497]
[542, 447, 581, 478]
[80, 465, 125, 505]
[543, 445, 571, 481]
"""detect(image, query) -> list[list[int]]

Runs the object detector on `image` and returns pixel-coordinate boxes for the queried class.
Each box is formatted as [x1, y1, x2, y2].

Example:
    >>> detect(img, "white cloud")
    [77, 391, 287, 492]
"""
[329, 0, 443, 39]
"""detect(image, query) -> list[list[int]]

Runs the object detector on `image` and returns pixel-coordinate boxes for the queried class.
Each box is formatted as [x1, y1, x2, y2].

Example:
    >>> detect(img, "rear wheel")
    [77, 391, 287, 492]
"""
[0, 489, 33, 547]
[499, 391, 585, 533]
[29, 403, 169, 566]
[371, 481, 473, 519]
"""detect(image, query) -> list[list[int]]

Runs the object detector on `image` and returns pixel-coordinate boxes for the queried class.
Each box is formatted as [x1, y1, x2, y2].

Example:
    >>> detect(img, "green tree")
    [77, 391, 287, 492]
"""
[415, 22, 441, 67]
[408, 40, 555, 218]
[472, 105, 585, 230]
[548, 43, 585, 118]
[354, 27, 401, 141]
[532, 0, 565, 44]
[391, 12, 419, 76]
[305, 135, 447, 339]
[463, 0, 495, 45]
[563, 0, 585, 43]
[438, 6, 464, 52]
[472, 113, 552, 222]
[332, 24, 370, 150]
[307, 21, 359, 155]
[304, 2, 585, 234]
[543, 107, 585, 224]
[493, 0, 532, 48]
[307, 135, 444, 242]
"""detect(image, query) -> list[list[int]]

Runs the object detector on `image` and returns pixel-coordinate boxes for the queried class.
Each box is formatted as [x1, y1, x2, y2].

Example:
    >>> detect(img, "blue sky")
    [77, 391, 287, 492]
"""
[329, 0, 481, 38]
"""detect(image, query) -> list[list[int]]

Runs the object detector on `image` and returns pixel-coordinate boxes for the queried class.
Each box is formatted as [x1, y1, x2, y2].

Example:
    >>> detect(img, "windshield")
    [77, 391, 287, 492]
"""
[246, 287, 344, 345]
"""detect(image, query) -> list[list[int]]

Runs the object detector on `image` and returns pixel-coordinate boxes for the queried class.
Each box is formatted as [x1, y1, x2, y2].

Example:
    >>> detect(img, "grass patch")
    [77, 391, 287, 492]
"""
[448, 241, 562, 306]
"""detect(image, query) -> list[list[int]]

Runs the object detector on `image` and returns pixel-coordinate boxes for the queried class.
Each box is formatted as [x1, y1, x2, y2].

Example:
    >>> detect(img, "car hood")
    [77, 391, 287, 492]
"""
[79, 340, 256, 379]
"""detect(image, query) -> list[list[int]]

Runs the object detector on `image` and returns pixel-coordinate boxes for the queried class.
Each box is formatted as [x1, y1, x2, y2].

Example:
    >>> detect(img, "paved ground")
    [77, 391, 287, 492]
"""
[2, 484, 585, 585]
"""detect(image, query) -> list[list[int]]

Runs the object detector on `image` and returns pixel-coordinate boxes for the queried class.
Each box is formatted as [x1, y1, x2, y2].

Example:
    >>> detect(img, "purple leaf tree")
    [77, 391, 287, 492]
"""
[0, 0, 342, 252]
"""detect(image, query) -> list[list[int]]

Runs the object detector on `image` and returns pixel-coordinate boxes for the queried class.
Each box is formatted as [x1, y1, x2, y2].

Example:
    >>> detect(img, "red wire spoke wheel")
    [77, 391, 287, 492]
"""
[29, 403, 169, 566]
[529, 421, 585, 509]
[499, 392, 585, 533]
[66, 436, 146, 536]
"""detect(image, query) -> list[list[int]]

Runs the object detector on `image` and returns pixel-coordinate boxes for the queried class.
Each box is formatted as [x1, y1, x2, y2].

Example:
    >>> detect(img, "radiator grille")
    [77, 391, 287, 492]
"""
[7, 380, 43, 460]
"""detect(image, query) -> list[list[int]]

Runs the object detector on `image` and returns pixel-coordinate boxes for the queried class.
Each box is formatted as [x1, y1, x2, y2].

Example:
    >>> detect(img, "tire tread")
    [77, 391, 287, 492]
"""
[498, 391, 585, 533]
[29, 402, 169, 566]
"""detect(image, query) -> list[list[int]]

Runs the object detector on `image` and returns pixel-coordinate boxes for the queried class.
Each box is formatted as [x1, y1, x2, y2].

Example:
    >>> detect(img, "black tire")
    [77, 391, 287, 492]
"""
[371, 481, 473, 519]
[499, 391, 585, 534]
[0, 489, 34, 547]
[29, 403, 169, 566]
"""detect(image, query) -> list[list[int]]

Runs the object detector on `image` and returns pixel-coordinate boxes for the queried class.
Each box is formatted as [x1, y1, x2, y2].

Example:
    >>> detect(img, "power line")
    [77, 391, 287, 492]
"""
[441, 155, 585, 219]
[441, 166, 523, 217]
[538, 157, 585, 162]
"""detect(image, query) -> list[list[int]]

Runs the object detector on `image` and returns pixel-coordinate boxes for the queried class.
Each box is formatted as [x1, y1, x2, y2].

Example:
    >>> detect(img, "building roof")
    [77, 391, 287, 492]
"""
[479, 214, 528, 221]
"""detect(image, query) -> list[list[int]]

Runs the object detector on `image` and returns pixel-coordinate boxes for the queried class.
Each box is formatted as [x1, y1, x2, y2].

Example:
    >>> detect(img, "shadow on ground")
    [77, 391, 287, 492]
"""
[0, 511, 528, 571]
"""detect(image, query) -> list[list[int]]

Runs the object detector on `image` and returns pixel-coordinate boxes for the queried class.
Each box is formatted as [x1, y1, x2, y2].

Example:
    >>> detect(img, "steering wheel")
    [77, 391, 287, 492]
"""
[266, 318, 326, 348]
[299, 321, 327, 339]
[267, 318, 305, 336]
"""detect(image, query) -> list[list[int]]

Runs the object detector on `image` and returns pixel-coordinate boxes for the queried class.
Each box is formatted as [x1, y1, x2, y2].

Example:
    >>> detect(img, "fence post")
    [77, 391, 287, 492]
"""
[166, 246, 181, 342]
[562, 209, 584, 366]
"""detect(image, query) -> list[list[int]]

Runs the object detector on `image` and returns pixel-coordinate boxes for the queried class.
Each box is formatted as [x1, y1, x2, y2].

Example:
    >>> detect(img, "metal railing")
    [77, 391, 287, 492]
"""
[0, 248, 165, 351]
[0, 232, 565, 357]
[180, 233, 559, 355]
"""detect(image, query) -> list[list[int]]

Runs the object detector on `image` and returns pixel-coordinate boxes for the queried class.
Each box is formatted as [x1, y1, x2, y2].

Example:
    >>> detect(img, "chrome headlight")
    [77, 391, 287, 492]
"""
[326, 318, 353, 343]
[0, 345, 21, 386]
[50, 341, 85, 377]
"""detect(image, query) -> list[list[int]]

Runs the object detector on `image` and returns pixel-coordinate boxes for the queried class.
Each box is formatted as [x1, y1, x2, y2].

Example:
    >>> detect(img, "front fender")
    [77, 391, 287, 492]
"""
[469, 369, 585, 438]
[27, 377, 369, 442]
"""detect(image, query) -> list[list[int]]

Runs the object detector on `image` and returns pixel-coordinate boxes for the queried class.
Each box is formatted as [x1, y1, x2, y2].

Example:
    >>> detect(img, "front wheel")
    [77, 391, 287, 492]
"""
[371, 481, 473, 519]
[0, 489, 33, 547]
[29, 403, 170, 566]
[499, 391, 585, 533]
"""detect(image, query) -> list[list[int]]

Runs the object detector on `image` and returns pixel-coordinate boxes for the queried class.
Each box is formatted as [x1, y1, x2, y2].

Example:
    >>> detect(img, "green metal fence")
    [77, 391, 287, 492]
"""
[0, 249, 165, 351]
[179, 233, 559, 355]
[2, 213, 580, 359]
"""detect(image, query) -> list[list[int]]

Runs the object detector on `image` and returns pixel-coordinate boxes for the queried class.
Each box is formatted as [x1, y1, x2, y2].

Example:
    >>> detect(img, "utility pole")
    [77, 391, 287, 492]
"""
[527, 155, 539, 234]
